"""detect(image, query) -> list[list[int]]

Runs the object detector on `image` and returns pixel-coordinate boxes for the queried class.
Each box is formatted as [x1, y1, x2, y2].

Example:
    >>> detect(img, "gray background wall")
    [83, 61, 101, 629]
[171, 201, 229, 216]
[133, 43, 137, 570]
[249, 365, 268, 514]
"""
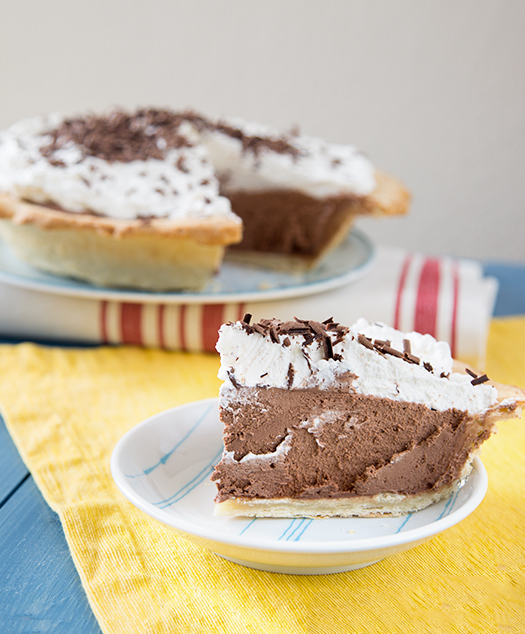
[1, 0, 523, 261]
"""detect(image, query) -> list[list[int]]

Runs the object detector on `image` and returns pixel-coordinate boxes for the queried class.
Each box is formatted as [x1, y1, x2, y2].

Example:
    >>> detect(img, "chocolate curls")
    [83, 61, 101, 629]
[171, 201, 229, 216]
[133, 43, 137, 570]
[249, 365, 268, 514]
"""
[239, 316, 347, 361]
[465, 368, 490, 386]
[357, 333, 433, 372]
[39, 109, 196, 165]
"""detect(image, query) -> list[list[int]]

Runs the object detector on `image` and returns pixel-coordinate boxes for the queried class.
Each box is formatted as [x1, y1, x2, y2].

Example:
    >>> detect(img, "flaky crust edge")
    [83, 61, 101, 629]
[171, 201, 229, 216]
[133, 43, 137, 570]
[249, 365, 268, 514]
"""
[0, 192, 243, 245]
[214, 459, 475, 518]
[0, 167, 407, 242]
[365, 170, 411, 217]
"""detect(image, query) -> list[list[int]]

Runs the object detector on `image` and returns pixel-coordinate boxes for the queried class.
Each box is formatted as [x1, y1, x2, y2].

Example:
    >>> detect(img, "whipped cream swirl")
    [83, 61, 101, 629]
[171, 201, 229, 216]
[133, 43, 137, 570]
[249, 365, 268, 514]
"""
[216, 317, 498, 414]
[0, 109, 376, 220]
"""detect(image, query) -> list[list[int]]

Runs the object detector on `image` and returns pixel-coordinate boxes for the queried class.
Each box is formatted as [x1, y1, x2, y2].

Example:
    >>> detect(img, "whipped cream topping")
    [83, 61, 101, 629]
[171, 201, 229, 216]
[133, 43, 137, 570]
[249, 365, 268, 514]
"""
[216, 317, 499, 414]
[201, 116, 376, 199]
[0, 109, 376, 220]
[0, 111, 236, 222]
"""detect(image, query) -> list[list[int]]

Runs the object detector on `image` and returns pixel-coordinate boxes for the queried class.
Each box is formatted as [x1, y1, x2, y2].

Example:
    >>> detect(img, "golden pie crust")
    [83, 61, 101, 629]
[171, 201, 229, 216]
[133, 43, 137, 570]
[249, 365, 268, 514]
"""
[0, 168, 407, 288]
[0, 193, 242, 290]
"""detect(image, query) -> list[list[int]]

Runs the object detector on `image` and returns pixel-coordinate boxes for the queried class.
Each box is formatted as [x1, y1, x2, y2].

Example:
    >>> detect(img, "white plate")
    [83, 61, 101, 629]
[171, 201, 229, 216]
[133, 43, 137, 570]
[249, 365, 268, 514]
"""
[0, 229, 374, 304]
[111, 398, 488, 575]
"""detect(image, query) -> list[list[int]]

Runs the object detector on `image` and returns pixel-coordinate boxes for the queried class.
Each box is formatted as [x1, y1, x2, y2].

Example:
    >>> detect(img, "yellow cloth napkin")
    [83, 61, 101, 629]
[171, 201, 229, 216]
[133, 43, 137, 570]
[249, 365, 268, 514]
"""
[1, 317, 524, 634]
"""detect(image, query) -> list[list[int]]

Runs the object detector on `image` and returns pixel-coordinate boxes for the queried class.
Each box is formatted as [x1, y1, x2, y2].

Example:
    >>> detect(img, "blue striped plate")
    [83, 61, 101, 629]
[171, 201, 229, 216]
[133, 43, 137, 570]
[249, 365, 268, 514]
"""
[111, 398, 488, 575]
[0, 229, 374, 304]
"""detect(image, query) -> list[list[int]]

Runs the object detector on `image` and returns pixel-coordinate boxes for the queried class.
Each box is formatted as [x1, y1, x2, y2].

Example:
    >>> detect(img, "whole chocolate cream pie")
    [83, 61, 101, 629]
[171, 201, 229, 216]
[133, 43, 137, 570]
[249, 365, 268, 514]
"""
[211, 316, 525, 518]
[0, 110, 242, 290]
[0, 109, 409, 290]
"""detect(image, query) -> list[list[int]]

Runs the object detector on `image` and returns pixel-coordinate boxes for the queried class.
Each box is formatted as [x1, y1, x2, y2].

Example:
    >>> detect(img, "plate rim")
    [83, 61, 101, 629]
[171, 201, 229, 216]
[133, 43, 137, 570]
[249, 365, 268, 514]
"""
[111, 398, 489, 556]
[0, 229, 375, 304]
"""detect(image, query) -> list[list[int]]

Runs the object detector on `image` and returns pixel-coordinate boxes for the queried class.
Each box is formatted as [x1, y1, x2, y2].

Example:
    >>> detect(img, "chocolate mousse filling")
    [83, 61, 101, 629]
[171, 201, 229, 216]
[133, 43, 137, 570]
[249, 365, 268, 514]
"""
[224, 190, 365, 257]
[211, 387, 491, 502]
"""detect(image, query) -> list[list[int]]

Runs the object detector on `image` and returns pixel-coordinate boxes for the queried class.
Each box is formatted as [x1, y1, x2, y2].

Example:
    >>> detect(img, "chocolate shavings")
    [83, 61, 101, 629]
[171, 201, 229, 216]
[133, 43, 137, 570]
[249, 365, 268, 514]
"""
[357, 334, 375, 350]
[380, 344, 403, 359]
[243, 317, 344, 362]
[286, 363, 295, 389]
[471, 374, 490, 386]
[465, 367, 490, 385]
[404, 352, 421, 365]
[39, 108, 195, 165]
[227, 369, 241, 388]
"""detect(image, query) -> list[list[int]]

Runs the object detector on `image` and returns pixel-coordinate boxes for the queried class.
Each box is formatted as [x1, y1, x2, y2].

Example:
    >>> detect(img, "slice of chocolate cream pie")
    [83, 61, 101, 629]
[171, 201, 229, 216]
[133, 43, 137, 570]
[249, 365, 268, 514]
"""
[211, 316, 525, 518]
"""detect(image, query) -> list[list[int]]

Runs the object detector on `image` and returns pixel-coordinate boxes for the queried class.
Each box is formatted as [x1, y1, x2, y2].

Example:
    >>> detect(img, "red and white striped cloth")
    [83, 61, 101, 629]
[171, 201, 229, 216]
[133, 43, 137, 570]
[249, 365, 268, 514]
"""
[0, 247, 497, 369]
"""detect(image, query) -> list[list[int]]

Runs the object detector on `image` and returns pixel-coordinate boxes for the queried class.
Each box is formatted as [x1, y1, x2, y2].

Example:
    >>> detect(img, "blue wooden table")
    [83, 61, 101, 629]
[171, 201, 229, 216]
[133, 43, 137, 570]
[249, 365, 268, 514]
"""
[1, 260, 524, 633]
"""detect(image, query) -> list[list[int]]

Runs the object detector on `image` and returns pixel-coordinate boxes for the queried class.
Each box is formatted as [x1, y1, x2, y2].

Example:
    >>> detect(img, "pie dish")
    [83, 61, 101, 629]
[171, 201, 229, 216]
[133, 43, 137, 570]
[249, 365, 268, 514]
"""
[110, 398, 489, 574]
[0, 227, 374, 303]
